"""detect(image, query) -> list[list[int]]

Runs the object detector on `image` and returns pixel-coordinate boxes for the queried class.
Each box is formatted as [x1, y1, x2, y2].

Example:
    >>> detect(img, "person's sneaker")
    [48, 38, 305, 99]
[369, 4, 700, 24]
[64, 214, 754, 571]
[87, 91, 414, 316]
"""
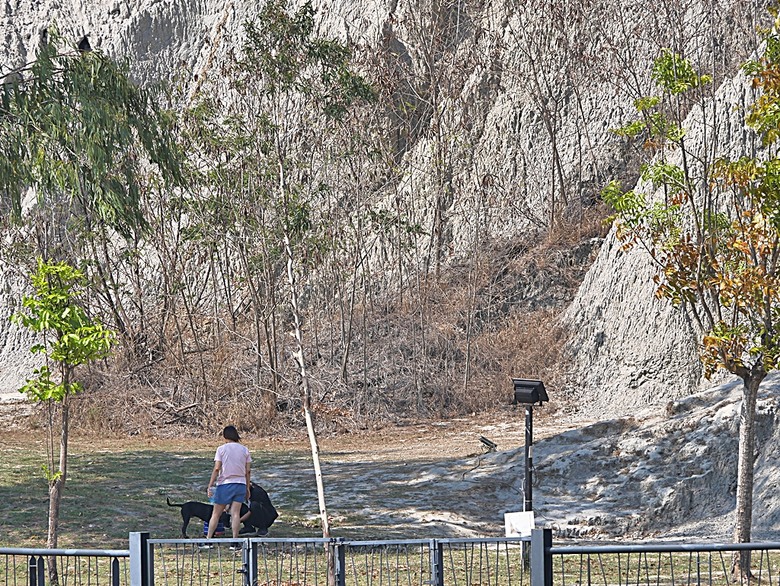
[257, 528, 268, 536]
[198, 544, 213, 550]
[229, 544, 241, 551]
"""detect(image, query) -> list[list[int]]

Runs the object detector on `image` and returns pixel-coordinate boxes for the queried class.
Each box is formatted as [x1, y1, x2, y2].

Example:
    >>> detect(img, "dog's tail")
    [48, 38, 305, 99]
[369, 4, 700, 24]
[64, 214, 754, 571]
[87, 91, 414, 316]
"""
[166, 497, 184, 508]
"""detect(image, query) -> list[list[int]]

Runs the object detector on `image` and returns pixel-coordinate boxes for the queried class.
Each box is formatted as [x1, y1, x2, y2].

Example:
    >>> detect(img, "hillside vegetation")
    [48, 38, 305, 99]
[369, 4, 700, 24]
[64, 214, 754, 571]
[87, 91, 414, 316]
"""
[0, 0, 771, 436]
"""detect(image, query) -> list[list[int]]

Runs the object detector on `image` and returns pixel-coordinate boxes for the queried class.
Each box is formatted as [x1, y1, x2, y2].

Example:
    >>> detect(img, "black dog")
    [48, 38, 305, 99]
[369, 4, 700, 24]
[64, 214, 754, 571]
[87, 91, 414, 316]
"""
[168, 484, 277, 538]
[166, 498, 235, 537]
[239, 483, 279, 536]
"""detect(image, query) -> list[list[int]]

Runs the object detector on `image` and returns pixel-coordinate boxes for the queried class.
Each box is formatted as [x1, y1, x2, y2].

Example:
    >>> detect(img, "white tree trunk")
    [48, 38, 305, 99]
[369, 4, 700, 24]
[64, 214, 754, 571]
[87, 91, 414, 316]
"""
[284, 233, 331, 538]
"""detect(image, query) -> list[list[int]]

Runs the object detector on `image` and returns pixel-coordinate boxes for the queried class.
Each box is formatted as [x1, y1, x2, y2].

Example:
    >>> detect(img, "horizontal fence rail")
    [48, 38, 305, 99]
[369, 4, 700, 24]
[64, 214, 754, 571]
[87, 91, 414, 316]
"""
[145, 535, 531, 586]
[14, 530, 780, 586]
[0, 547, 130, 586]
[536, 529, 780, 586]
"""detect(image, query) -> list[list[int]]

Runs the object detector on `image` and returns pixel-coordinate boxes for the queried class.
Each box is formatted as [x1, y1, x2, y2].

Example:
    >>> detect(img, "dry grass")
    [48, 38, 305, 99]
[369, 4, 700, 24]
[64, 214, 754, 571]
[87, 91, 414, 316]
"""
[0, 412, 543, 549]
[18, 207, 609, 438]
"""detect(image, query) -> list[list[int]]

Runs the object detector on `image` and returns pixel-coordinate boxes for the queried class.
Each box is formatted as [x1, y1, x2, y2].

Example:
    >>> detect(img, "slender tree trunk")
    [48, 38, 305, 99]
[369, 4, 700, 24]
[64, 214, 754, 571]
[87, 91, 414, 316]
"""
[46, 391, 70, 586]
[339, 256, 360, 384]
[732, 373, 762, 578]
[283, 233, 331, 541]
[238, 242, 265, 386]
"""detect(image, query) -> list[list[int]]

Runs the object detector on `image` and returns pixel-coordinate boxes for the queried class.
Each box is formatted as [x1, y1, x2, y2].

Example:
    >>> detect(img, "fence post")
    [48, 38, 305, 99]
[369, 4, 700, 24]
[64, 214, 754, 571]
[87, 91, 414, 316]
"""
[531, 529, 552, 586]
[333, 538, 346, 586]
[246, 539, 259, 586]
[28, 555, 44, 586]
[129, 532, 150, 586]
[429, 540, 444, 586]
[111, 557, 120, 586]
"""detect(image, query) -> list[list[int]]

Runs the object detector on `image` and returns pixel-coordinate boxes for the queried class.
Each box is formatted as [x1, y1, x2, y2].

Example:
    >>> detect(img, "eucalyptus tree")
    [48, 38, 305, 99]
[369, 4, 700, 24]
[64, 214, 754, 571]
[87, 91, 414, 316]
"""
[186, 0, 374, 539]
[0, 31, 185, 353]
[603, 29, 780, 575]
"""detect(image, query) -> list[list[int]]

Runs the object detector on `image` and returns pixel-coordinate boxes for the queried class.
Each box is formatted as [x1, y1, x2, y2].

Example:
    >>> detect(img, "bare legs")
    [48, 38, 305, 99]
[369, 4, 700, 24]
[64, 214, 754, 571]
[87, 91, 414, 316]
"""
[206, 503, 227, 539]
[206, 500, 243, 539]
[229, 500, 242, 538]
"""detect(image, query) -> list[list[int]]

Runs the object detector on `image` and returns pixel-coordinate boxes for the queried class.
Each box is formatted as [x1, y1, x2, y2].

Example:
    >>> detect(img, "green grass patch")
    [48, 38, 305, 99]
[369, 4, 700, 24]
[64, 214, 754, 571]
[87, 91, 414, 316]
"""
[0, 435, 317, 548]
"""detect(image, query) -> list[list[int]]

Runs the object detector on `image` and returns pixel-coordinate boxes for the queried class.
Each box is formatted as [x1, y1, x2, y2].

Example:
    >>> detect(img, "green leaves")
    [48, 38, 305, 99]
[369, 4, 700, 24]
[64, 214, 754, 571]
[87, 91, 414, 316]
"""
[12, 258, 117, 402]
[237, 0, 375, 120]
[651, 48, 712, 95]
[601, 180, 645, 215]
[240, 0, 317, 95]
[701, 322, 750, 378]
[182, 0, 377, 287]
[641, 162, 684, 189]
[610, 51, 709, 150]
[745, 23, 780, 146]
[0, 29, 185, 239]
[603, 37, 780, 382]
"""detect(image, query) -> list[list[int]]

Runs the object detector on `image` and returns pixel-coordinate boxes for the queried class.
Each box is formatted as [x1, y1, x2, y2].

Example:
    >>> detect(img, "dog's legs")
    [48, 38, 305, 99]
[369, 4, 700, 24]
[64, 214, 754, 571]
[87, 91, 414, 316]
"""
[181, 514, 191, 538]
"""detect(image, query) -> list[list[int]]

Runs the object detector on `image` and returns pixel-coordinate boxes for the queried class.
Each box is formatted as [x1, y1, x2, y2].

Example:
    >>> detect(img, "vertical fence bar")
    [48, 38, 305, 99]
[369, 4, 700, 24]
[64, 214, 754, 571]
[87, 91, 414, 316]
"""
[111, 557, 120, 586]
[36, 555, 45, 586]
[333, 539, 346, 586]
[429, 540, 444, 586]
[28, 555, 38, 586]
[248, 539, 259, 586]
[129, 531, 150, 586]
[531, 529, 553, 586]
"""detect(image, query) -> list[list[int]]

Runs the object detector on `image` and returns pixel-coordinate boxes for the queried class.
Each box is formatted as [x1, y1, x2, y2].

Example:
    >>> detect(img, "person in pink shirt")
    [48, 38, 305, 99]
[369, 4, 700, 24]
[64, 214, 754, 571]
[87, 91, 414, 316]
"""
[205, 425, 251, 540]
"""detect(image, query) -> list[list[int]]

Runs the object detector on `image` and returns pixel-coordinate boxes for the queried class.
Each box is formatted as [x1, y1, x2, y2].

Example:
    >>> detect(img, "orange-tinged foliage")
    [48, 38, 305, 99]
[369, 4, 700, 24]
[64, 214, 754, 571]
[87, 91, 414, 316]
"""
[604, 36, 780, 382]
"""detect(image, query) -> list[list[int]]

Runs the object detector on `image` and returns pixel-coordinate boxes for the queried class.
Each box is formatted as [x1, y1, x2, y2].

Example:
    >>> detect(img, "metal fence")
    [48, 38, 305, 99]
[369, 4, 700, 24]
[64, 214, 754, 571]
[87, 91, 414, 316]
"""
[148, 536, 332, 586]
[0, 547, 130, 586]
[144, 535, 530, 586]
[8, 530, 780, 586]
[531, 529, 780, 586]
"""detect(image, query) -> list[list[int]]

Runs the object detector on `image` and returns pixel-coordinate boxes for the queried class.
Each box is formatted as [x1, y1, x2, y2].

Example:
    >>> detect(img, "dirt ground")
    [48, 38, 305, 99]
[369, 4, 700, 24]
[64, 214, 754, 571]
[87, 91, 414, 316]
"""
[0, 398, 579, 541]
[0, 396, 573, 458]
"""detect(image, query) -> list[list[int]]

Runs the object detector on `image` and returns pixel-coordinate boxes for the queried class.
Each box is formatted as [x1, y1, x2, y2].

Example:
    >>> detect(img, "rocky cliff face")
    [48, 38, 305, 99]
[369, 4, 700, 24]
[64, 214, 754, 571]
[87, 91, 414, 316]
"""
[0, 0, 768, 406]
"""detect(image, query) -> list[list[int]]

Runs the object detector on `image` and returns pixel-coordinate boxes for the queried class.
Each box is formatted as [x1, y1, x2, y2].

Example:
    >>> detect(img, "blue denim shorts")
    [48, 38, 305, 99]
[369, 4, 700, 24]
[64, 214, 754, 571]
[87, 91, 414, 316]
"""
[213, 483, 246, 505]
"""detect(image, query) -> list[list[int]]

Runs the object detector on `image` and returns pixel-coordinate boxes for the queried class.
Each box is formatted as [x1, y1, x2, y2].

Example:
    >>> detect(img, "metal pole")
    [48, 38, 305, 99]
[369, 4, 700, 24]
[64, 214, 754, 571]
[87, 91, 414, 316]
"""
[531, 528, 553, 586]
[129, 532, 150, 586]
[429, 539, 444, 586]
[524, 406, 533, 512]
[333, 539, 346, 586]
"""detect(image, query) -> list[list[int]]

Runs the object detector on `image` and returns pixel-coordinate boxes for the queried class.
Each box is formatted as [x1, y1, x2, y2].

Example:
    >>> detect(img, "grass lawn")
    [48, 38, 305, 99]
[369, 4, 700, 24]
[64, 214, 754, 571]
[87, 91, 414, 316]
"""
[0, 414, 534, 549]
[0, 432, 320, 549]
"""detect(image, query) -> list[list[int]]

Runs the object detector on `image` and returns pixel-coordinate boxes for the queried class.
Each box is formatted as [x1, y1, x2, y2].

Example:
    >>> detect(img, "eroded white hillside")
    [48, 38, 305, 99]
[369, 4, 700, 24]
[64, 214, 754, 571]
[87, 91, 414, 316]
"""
[0, 0, 771, 418]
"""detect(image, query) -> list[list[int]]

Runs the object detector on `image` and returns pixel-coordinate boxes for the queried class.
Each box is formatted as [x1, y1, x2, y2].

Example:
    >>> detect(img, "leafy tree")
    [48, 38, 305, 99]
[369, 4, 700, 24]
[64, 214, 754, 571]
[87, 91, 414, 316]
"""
[12, 258, 115, 582]
[0, 31, 175, 576]
[187, 0, 374, 546]
[242, 0, 372, 543]
[603, 27, 780, 575]
[0, 30, 184, 348]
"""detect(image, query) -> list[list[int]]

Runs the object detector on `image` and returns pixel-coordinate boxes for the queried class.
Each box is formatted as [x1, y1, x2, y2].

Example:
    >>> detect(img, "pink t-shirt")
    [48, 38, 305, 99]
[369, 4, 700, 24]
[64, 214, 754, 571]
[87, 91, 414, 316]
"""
[214, 442, 251, 485]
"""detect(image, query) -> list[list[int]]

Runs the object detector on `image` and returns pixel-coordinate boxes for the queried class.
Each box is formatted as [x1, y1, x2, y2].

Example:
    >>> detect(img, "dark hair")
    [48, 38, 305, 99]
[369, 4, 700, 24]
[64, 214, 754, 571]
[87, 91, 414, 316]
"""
[223, 425, 241, 442]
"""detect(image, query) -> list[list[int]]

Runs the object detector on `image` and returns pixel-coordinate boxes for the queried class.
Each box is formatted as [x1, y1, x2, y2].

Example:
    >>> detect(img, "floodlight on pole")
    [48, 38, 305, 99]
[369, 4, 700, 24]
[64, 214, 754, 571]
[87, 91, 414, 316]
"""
[512, 379, 548, 513]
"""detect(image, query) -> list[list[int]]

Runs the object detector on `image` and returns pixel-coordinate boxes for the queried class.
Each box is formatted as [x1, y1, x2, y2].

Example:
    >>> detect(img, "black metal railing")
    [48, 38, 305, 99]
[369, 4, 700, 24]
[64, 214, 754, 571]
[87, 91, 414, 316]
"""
[0, 547, 130, 586]
[143, 535, 531, 586]
[531, 529, 780, 586]
[9, 529, 780, 586]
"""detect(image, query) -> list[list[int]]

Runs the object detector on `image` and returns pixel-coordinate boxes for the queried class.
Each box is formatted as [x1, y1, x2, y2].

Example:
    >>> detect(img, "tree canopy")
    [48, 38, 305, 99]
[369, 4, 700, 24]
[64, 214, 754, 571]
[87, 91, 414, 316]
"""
[602, 14, 780, 571]
[0, 29, 184, 240]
